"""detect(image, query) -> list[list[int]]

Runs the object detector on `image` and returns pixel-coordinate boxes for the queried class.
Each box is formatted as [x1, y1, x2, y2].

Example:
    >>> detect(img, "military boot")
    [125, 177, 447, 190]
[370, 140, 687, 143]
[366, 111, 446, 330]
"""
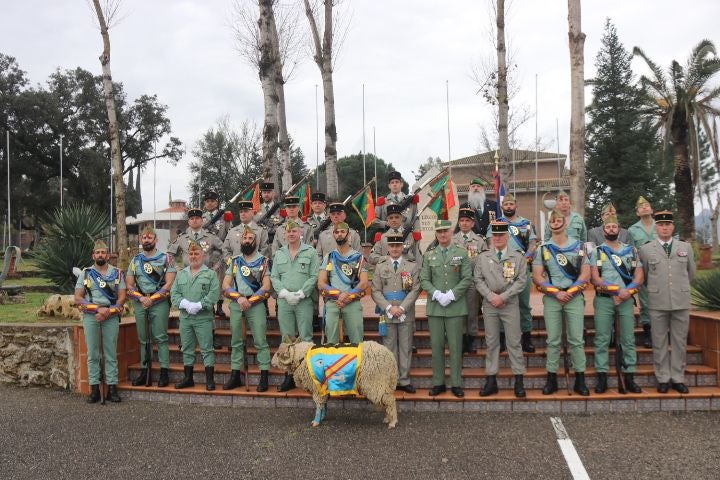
[624, 373, 642, 394]
[158, 368, 169, 388]
[215, 300, 226, 318]
[595, 372, 608, 394]
[642, 324, 652, 348]
[277, 373, 295, 392]
[213, 330, 222, 350]
[257, 370, 269, 392]
[480, 375, 498, 397]
[107, 385, 122, 403]
[223, 370, 243, 390]
[542, 372, 558, 395]
[499, 331, 507, 352]
[175, 365, 195, 389]
[86, 384, 101, 404]
[205, 366, 216, 391]
[573, 372, 590, 396]
[131, 368, 148, 386]
[514, 375, 526, 398]
[521, 332, 535, 353]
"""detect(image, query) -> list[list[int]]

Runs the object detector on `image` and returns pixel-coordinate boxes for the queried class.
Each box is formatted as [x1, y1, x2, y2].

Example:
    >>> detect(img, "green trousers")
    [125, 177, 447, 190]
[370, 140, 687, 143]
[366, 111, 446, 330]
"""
[133, 300, 170, 369]
[82, 314, 120, 385]
[179, 314, 215, 367]
[324, 300, 363, 344]
[638, 286, 650, 326]
[542, 295, 586, 373]
[593, 295, 637, 373]
[229, 301, 270, 370]
[428, 315, 464, 387]
[277, 297, 314, 342]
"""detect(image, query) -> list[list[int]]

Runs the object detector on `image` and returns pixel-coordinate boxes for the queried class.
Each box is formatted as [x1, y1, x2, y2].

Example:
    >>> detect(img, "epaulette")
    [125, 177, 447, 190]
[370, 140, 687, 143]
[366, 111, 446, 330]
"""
[377, 257, 390, 264]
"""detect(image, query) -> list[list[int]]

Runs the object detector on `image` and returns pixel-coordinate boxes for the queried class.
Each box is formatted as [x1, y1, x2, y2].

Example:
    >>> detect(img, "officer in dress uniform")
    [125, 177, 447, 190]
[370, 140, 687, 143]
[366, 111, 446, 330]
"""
[475, 221, 528, 398]
[587, 203, 630, 246]
[451, 206, 486, 354]
[74, 239, 126, 403]
[371, 234, 421, 394]
[368, 203, 421, 265]
[533, 209, 591, 396]
[543, 190, 587, 242]
[201, 190, 233, 242]
[316, 202, 361, 260]
[374, 171, 418, 231]
[639, 211, 695, 394]
[171, 241, 221, 390]
[254, 182, 283, 245]
[221, 227, 272, 392]
[271, 195, 313, 254]
[421, 219, 473, 398]
[126, 226, 176, 387]
[590, 214, 643, 394]
[628, 196, 657, 348]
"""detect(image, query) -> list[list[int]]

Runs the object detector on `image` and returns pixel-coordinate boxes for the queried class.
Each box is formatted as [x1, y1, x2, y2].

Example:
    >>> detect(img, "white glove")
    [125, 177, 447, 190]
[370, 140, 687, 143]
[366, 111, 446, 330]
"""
[187, 302, 202, 315]
[438, 293, 452, 307]
[179, 299, 191, 311]
[432, 290, 442, 302]
[446, 290, 455, 302]
[295, 291, 306, 300]
[286, 295, 299, 306]
[278, 289, 290, 300]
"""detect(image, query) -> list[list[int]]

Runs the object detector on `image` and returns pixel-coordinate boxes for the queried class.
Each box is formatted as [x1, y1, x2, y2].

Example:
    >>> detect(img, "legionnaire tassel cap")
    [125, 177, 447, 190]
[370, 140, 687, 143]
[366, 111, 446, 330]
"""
[386, 234, 404, 244]
[636, 196, 650, 208]
[556, 190, 570, 199]
[471, 177, 490, 187]
[187, 208, 203, 218]
[603, 214, 619, 226]
[549, 209, 564, 222]
[386, 204, 404, 216]
[260, 182, 274, 191]
[141, 225, 156, 236]
[237, 200, 253, 210]
[434, 219, 452, 231]
[490, 221, 509, 234]
[328, 202, 345, 213]
[284, 196, 300, 206]
[601, 203, 616, 215]
[203, 190, 219, 201]
[93, 239, 109, 251]
[242, 226, 256, 237]
[458, 207, 475, 220]
[388, 171, 402, 182]
[188, 241, 203, 252]
[311, 192, 327, 202]
[654, 210, 673, 223]
[501, 193, 516, 204]
[334, 222, 349, 232]
[285, 220, 300, 231]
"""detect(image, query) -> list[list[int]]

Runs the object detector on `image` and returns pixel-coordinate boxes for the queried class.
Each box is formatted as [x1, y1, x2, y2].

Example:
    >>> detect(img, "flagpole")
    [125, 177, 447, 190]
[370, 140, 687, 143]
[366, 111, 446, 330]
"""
[6, 131, 10, 249]
[153, 141, 157, 229]
[446, 80, 451, 162]
[373, 127, 377, 199]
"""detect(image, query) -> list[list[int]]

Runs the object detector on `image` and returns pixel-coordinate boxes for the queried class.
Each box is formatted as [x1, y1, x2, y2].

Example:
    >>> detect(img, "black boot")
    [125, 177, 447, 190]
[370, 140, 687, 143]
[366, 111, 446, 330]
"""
[595, 372, 608, 394]
[277, 373, 296, 392]
[205, 366, 216, 391]
[158, 368, 169, 388]
[131, 368, 148, 386]
[213, 330, 222, 350]
[107, 385, 122, 403]
[642, 324, 652, 348]
[514, 375, 526, 398]
[480, 375, 498, 397]
[175, 365, 195, 389]
[467, 335, 476, 353]
[257, 370, 269, 392]
[499, 331, 507, 352]
[521, 332, 535, 353]
[86, 384, 101, 404]
[624, 373, 642, 393]
[223, 370, 243, 390]
[574, 372, 590, 396]
[542, 373, 558, 395]
[216, 300, 226, 318]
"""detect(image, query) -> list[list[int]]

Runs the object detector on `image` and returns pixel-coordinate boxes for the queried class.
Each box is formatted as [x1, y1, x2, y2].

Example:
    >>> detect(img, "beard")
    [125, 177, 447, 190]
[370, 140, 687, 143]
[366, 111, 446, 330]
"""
[142, 242, 156, 252]
[95, 259, 107, 266]
[240, 243, 257, 255]
[502, 209, 516, 217]
[467, 190, 486, 210]
[335, 235, 348, 246]
[604, 233, 619, 241]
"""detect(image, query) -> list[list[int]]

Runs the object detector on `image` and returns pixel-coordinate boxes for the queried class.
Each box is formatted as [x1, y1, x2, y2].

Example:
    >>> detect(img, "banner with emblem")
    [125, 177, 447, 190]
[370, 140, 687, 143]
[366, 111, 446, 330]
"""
[306, 344, 363, 396]
[351, 181, 377, 228]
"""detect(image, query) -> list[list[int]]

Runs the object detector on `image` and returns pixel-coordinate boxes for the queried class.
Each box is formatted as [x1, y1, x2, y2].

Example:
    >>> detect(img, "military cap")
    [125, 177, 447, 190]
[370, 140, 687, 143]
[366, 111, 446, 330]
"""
[93, 239, 109, 251]
[328, 202, 345, 213]
[284, 196, 300, 206]
[386, 204, 404, 217]
[490, 221, 509, 234]
[386, 234, 404, 245]
[237, 201, 253, 210]
[654, 210, 673, 223]
[285, 220, 300, 231]
[603, 214, 619, 226]
[333, 222, 349, 232]
[187, 208, 203, 218]
[141, 225, 156, 237]
[311, 192, 327, 202]
[260, 182, 274, 191]
[434, 219, 452, 231]
[601, 203, 617, 215]
[636, 196, 650, 208]
[471, 177, 490, 187]
[203, 190, 219, 201]
[388, 171, 403, 182]
[501, 193, 517, 204]
[458, 208, 476, 220]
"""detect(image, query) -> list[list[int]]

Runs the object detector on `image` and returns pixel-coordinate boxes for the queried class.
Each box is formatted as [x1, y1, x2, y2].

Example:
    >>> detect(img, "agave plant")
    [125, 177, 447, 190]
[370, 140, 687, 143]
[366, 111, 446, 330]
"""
[34, 204, 109, 293]
[691, 269, 720, 310]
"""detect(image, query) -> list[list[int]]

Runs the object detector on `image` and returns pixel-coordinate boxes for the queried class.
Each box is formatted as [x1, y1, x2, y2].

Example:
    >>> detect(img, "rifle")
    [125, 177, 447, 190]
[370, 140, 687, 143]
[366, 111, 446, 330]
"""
[203, 178, 263, 230]
[614, 308, 627, 393]
[256, 172, 314, 229]
[562, 312, 572, 395]
[99, 325, 106, 405]
[144, 309, 153, 387]
[313, 195, 352, 241]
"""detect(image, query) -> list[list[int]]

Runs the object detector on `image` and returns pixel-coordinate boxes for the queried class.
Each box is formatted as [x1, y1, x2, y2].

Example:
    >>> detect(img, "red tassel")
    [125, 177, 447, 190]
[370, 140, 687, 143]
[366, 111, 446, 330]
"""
[374, 232, 382, 243]
[412, 194, 420, 204]
[223, 210, 234, 222]
[412, 231, 422, 241]
[377, 196, 386, 206]
[279, 209, 287, 218]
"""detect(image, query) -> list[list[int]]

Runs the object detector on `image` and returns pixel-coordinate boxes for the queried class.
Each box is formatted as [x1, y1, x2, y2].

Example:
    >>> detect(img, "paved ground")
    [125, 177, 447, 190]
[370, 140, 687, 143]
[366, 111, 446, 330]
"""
[1, 385, 719, 479]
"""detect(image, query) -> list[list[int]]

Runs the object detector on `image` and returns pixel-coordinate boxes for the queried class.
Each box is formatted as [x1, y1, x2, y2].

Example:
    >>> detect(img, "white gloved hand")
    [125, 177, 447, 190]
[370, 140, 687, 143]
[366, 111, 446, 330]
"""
[446, 290, 455, 302]
[187, 302, 202, 315]
[278, 289, 290, 300]
[432, 290, 442, 302]
[179, 299, 191, 311]
[295, 291, 306, 300]
[286, 295, 299, 306]
[438, 293, 452, 307]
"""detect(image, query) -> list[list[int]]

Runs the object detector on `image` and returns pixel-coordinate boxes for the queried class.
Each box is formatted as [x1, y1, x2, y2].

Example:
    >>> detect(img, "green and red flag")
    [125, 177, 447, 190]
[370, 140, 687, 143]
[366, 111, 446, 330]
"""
[428, 168, 456, 210]
[293, 177, 313, 218]
[240, 180, 261, 212]
[351, 184, 376, 228]
[427, 185, 449, 220]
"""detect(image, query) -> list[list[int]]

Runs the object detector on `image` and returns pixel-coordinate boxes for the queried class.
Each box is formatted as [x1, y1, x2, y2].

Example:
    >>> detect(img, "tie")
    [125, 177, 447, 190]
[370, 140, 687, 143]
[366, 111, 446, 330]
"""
[316, 216, 321, 223]
[663, 242, 671, 257]
[463, 234, 468, 242]
[393, 260, 399, 272]
[194, 232, 198, 241]
[497, 251, 502, 262]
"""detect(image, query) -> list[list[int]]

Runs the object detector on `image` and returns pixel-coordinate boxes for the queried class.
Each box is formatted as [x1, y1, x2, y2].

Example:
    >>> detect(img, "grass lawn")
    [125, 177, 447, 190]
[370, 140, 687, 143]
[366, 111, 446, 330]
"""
[6, 276, 55, 288]
[0, 292, 76, 324]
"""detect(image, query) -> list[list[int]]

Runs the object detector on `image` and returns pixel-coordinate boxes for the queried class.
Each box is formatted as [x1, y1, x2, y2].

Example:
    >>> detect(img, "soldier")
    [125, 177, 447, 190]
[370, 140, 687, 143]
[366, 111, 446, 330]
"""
[271, 195, 313, 254]
[224, 201, 270, 258]
[587, 203, 630, 246]
[590, 214, 643, 394]
[451, 206, 485, 354]
[126, 226, 176, 387]
[639, 211, 695, 394]
[170, 241, 221, 390]
[368, 203, 421, 266]
[533, 210, 591, 396]
[74, 239, 126, 403]
[271, 220, 320, 391]
[475, 221, 528, 398]
[318, 222, 369, 344]
[167, 207, 225, 346]
[254, 182, 283, 245]
[489, 193, 538, 353]
[306, 192, 329, 246]
[221, 227, 272, 392]
[316, 202, 361, 260]
[421, 219, 473, 398]
[543, 190, 587, 242]
[374, 171, 418, 231]
[371, 234, 421, 393]
[466, 177, 498, 236]
[201, 189, 233, 242]
[628, 196, 657, 348]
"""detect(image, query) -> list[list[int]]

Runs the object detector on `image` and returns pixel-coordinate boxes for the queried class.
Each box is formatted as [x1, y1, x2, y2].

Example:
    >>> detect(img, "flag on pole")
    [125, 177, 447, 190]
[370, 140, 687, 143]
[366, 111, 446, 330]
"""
[427, 186, 449, 220]
[351, 184, 376, 228]
[240, 180, 261, 212]
[292, 177, 313, 218]
[493, 165, 506, 216]
[428, 168, 456, 211]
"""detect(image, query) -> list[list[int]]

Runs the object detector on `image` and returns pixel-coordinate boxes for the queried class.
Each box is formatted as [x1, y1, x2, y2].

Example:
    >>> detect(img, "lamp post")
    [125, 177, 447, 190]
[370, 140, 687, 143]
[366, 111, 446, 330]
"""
[59, 134, 64, 209]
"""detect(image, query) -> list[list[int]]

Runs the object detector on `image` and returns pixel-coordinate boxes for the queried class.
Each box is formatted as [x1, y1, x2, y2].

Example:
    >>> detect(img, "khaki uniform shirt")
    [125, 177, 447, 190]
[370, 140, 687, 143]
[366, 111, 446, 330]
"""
[316, 226, 362, 260]
[474, 248, 527, 303]
[639, 239, 695, 311]
[452, 230, 486, 267]
[167, 227, 224, 270]
[270, 243, 320, 297]
[368, 227, 421, 265]
[374, 192, 418, 231]
[223, 222, 270, 259]
[271, 217, 313, 255]
[202, 209, 232, 242]
[370, 256, 421, 322]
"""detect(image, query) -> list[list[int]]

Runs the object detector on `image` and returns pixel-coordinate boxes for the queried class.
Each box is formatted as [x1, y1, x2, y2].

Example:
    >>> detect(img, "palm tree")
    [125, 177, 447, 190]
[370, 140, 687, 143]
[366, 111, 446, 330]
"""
[633, 40, 720, 242]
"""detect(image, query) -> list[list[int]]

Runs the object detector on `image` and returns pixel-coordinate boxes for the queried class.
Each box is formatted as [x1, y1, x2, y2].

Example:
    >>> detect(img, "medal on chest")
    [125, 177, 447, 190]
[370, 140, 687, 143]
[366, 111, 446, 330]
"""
[502, 260, 515, 282]
[510, 225, 520, 236]
[556, 253, 568, 266]
[611, 254, 622, 267]
[341, 263, 353, 276]
[98, 279, 107, 288]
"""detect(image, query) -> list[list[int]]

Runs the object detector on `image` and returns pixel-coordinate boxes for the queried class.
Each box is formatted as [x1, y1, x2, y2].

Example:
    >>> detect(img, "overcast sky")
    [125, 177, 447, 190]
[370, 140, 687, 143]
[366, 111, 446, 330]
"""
[2, 0, 719, 212]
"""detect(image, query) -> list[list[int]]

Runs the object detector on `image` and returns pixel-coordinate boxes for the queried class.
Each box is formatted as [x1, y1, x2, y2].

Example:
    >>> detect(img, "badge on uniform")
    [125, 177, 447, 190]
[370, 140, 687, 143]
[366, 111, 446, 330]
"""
[401, 271, 413, 291]
[556, 253, 568, 266]
[502, 260, 515, 282]
[678, 251, 688, 257]
[98, 279, 107, 288]
[143, 263, 154, 274]
[240, 265, 251, 277]
[341, 263, 353, 276]
[611, 254, 622, 267]
[467, 245, 478, 258]
[510, 225, 520, 236]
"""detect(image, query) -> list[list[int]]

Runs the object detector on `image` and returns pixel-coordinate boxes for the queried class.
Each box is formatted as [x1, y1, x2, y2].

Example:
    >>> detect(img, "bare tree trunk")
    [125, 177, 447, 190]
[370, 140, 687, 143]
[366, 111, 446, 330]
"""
[92, 0, 128, 268]
[567, 0, 586, 216]
[672, 124, 696, 242]
[258, 0, 280, 189]
[496, 0, 511, 183]
[271, 13, 293, 193]
[706, 191, 720, 253]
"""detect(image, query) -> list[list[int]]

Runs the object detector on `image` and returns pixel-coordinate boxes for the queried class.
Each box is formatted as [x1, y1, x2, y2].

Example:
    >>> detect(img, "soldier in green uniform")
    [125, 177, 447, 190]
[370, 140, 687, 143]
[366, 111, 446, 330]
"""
[374, 171, 418, 231]
[451, 206, 485, 354]
[590, 214, 643, 394]
[371, 234, 421, 393]
[639, 211, 695, 394]
[74, 239, 126, 403]
[316, 202, 361, 259]
[318, 222, 369, 344]
[628, 196, 657, 348]
[271, 196, 313, 254]
[421, 219, 473, 398]
[170, 241, 221, 390]
[543, 190, 587, 242]
[489, 193, 538, 353]
[271, 220, 320, 391]
[221, 227, 272, 392]
[533, 210, 591, 396]
[126, 226, 177, 387]
[368, 203, 421, 265]
[202, 190, 233, 242]
[475, 221, 528, 398]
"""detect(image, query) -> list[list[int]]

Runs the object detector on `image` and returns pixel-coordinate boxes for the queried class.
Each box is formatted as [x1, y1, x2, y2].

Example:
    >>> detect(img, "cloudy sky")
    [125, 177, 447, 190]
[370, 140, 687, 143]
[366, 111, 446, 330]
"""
[2, 0, 719, 212]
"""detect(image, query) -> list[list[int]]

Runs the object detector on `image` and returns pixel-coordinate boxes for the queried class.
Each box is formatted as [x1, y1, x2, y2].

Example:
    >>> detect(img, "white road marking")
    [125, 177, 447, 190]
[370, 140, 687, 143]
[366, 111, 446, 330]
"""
[551, 417, 591, 480]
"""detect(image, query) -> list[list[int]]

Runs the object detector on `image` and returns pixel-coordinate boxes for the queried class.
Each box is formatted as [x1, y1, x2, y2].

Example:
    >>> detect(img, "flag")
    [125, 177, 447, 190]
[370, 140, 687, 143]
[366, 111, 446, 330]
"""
[428, 168, 456, 211]
[351, 185, 376, 228]
[429, 169, 450, 194]
[445, 178, 456, 210]
[493, 167, 506, 217]
[293, 177, 313, 218]
[427, 186, 449, 220]
[240, 180, 261, 212]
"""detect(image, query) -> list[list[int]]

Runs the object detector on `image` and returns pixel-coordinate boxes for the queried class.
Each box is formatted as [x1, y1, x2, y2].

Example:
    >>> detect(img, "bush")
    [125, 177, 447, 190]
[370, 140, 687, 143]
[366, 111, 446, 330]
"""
[33, 204, 109, 293]
[691, 269, 720, 310]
